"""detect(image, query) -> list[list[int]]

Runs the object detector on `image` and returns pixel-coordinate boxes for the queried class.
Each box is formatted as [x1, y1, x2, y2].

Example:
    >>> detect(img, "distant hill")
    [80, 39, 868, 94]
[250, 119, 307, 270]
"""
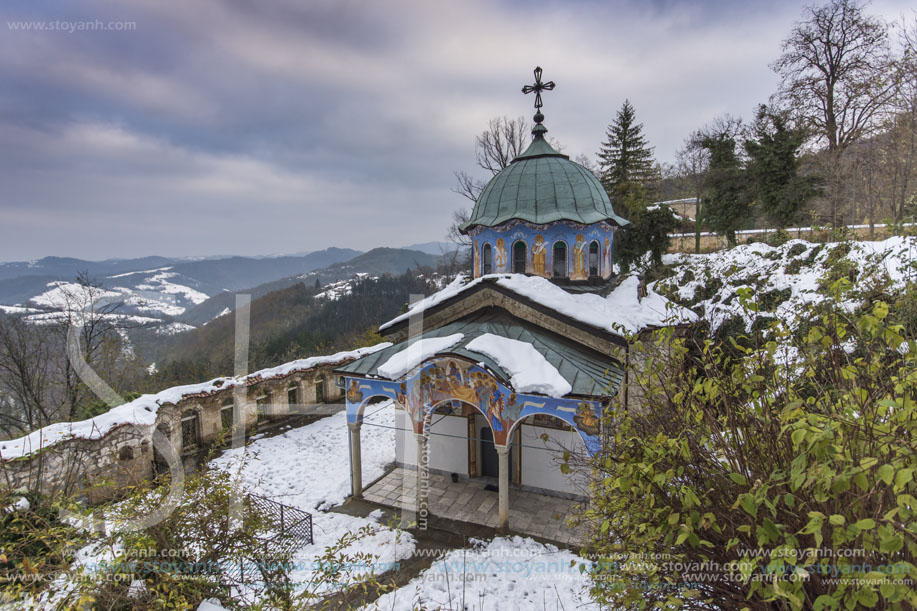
[151, 270, 439, 386]
[0, 256, 176, 283]
[401, 241, 459, 256]
[162, 248, 361, 295]
[179, 247, 439, 326]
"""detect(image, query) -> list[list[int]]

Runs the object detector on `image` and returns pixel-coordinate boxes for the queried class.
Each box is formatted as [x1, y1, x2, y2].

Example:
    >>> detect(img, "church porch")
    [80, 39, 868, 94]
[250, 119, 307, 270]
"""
[362, 466, 587, 546]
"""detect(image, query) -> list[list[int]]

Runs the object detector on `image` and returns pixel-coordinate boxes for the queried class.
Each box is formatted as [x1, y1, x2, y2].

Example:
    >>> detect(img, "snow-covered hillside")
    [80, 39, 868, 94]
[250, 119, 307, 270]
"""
[30, 269, 209, 320]
[656, 236, 917, 333]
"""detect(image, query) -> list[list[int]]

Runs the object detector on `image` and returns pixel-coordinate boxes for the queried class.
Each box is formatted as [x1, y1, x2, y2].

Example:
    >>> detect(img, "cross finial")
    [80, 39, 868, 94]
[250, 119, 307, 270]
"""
[521, 66, 555, 118]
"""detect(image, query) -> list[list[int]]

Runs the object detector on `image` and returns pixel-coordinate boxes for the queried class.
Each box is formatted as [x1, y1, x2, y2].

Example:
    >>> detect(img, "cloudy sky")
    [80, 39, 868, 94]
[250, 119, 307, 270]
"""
[0, 0, 911, 261]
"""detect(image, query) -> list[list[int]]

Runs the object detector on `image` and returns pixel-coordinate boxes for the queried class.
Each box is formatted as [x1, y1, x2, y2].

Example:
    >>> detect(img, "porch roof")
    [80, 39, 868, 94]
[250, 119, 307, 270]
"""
[336, 309, 623, 398]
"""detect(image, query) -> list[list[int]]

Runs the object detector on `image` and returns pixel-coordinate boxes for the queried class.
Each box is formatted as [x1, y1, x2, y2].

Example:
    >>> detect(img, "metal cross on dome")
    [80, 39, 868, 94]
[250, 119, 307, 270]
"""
[521, 66, 555, 110]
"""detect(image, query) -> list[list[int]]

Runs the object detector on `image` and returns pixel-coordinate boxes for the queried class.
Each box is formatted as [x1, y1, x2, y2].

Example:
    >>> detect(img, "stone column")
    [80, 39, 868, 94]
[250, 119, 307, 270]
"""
[415, 433, 429, 521]
[497, 445, 510, 531]
[348, 422, 363, 498]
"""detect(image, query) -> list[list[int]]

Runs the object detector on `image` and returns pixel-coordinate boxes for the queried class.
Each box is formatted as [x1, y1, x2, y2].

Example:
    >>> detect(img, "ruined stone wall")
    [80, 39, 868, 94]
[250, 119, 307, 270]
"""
[0, 362, 348, 503]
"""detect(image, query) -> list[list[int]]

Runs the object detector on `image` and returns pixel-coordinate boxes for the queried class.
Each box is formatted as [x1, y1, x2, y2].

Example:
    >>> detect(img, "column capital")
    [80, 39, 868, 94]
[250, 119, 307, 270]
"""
[347, 421, 362, 431]
[414, 432, 428, 442]
[495, 444, 510, 456]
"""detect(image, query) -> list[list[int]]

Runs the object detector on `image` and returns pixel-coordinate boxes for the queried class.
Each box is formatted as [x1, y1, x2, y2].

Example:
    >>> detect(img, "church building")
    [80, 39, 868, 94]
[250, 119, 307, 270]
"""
[335, 68, 695, 534]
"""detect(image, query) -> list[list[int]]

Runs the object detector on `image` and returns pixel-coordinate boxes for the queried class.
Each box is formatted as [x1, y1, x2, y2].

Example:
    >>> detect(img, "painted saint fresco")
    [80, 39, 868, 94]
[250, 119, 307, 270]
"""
[494, 238, 507, 272]
[343, 357, 604, 454]
[572, 234, 587, 280]
[471, 220, 616, 281]
[531, 235, 547, 276]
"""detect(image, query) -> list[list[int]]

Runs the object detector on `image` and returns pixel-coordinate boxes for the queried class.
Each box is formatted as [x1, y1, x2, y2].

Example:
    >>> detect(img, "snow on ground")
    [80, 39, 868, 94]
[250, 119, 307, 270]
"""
[133, 270, 209, 305]
[0, 304, 42, 314]
[209, 403, 416, 594]
[26, 271, 209, 321]
[315, 273, 376, 301]
[0, 343, 391, 459]
[207, 404, 598, 609]
[366, 536, 597, 611]
[658, 236, 917, 332]
[108, 266, 174, 279]
[29, 281, 122, 309]
[381, 273, 697, 336]
[152, 321, 197, 335]
[465, 333, 572, 397]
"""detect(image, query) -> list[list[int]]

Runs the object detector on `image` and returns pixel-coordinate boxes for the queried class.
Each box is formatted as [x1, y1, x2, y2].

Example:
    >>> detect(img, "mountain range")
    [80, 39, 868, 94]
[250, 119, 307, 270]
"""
[0, 242, 458, 333]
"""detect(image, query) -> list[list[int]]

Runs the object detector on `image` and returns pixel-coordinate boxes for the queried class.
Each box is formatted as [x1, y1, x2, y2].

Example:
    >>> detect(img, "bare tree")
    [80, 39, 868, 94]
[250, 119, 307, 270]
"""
[450, 116, 530, 204]
[474, 115, 529, 174]
[883, 15, 917, 222]
[772, 0, 896, 152]
[0, 316, 64, 437]
[772, 0, 898, 225]
[676, 132, 711, 252]
[449, 116, 532, 250]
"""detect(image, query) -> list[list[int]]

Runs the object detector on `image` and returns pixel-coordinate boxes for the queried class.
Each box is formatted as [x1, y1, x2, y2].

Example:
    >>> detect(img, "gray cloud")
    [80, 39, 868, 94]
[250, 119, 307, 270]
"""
[0, 0, 911, 261]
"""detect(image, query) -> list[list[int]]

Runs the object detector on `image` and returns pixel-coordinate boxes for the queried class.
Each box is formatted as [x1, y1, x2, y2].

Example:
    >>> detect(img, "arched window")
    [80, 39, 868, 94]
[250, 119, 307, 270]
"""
[513, 241, 527, 274]
[180, 410, 200, 450]
[589, 241, 600, 277]
[553, 242, 568, 278]
[482, 243, 492, 275]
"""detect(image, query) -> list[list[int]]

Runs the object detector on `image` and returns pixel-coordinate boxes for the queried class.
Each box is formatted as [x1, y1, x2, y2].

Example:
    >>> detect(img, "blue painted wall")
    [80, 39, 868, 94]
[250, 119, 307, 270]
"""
[470, 220, 616, 280]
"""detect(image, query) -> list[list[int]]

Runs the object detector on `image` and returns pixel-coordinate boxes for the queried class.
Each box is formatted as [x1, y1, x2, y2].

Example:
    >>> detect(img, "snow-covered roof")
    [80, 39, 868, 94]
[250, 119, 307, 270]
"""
[465, 333, 572, 397]
[380, 273, 697, 337]
[0, 343, 391, 460]
[377, 334, 464, 379]
[339, 309, 625, 397]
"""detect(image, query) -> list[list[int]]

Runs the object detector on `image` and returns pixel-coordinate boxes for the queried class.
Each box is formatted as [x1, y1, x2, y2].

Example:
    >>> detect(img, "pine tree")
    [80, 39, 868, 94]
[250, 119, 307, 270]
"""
[597, 100, 659, 217]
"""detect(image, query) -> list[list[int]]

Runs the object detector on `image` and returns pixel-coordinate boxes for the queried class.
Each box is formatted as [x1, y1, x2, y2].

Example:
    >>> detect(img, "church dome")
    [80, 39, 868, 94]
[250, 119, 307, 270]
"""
[459, 125, 629, 233]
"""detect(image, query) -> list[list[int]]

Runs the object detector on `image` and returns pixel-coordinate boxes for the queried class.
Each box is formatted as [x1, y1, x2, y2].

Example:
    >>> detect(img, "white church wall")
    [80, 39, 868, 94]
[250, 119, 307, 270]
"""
[520, 423, 588, 496]
[394, 409, 469, 476]
[394, 409, 415, 465]
[428, 414, 469, 475]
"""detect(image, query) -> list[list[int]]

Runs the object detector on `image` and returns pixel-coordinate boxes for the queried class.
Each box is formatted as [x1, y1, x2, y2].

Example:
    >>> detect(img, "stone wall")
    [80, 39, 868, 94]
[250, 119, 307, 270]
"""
[0, 361, 348, 503]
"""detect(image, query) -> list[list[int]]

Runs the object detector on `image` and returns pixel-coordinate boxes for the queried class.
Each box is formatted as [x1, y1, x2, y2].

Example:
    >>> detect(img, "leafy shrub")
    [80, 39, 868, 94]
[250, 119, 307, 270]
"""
[765, 229, 791, 247]
[787, 243, 807, 258]
[0, 492, 83, 597]
[581, 285, 917, 610]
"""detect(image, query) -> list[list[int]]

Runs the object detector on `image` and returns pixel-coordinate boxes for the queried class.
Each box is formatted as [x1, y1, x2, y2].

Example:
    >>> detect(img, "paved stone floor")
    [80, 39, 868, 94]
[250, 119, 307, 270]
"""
[363, 467, 588, 546]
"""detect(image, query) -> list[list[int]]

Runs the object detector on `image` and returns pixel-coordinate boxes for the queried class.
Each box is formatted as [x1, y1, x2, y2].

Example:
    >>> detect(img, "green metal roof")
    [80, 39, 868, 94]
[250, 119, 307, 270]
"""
[336, 309, 623, 398]
[459, 133, 630, 233]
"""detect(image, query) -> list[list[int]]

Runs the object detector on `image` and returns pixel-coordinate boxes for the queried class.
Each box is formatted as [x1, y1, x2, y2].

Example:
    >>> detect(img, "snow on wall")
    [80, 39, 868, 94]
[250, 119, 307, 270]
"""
[520, 423, 588, 496]
[0, 343, 391, 460]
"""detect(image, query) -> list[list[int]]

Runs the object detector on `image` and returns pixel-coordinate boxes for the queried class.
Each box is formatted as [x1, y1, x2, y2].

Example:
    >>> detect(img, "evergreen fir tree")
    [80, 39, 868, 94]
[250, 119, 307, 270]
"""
[597, 100, 659, 216]
[700, 132, 749, 246]
[743, 105, 821, 228]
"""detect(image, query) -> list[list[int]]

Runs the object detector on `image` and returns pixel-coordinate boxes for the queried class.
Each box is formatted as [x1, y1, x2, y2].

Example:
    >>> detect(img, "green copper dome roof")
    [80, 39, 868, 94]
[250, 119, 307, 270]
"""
[460, 129, 629, 233]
